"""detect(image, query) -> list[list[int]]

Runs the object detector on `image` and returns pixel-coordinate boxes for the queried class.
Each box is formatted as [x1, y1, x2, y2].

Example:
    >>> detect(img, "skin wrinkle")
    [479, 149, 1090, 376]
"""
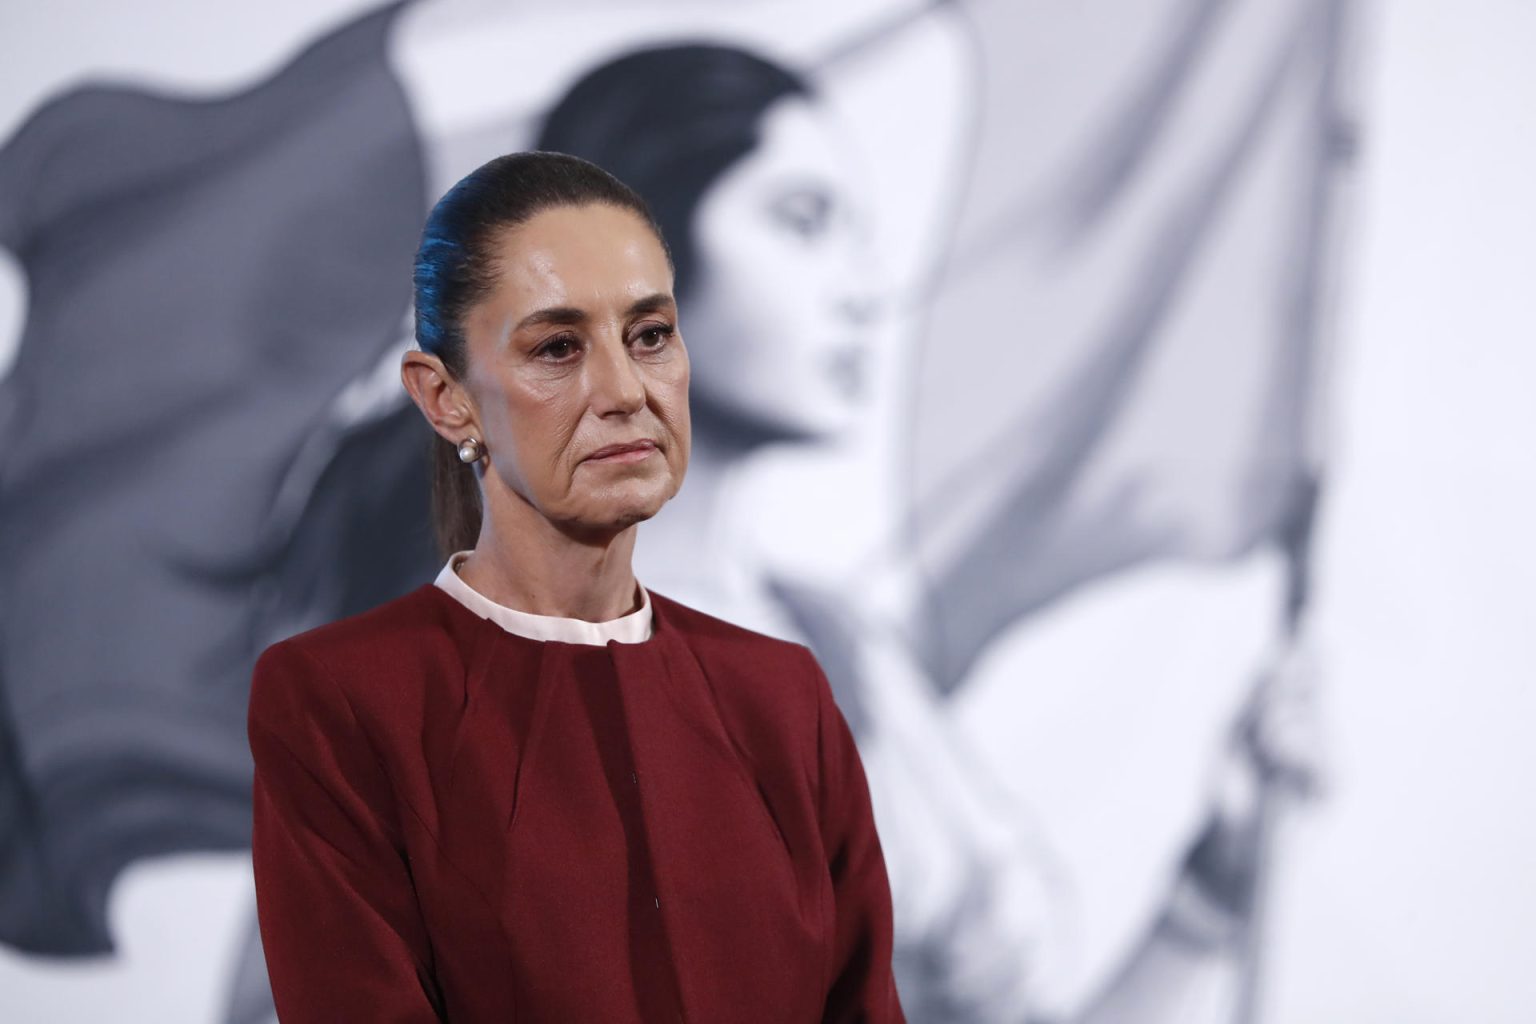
[401, 202, 691, 624]
[512, 293, 674, 335]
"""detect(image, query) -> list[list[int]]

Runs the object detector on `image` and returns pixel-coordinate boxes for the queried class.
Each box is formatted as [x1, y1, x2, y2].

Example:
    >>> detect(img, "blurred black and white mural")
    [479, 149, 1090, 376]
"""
[4, 1, 1535, 1021]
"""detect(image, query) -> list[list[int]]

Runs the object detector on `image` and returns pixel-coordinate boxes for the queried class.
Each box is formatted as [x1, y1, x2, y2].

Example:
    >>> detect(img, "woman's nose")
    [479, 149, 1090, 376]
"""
[838, 290, 881, 327]
[836, 243, 886, 327]
[588, 335, 646, 415]
[837, 269, 884, 327]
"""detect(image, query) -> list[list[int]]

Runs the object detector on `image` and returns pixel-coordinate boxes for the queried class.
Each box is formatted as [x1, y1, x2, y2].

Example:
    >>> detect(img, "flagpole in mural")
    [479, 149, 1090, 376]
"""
[1233, 0, 1361, 1017]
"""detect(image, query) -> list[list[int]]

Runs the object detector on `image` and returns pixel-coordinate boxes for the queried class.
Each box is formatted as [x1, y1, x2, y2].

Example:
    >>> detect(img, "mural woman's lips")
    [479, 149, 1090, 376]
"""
[826, 340, 867, 400]
[584, 439, 658, 464]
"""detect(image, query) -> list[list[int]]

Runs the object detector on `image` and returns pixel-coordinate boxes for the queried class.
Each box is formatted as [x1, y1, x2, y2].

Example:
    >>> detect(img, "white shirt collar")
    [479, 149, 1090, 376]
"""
[433, 550, 653, 646]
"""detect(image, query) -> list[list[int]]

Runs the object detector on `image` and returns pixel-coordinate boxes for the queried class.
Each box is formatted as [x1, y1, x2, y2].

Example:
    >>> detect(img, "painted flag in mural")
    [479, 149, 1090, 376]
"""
[892, 0, 1356, 1018]
[907, 0, 1352, 691]
[0, 1, 436, 954]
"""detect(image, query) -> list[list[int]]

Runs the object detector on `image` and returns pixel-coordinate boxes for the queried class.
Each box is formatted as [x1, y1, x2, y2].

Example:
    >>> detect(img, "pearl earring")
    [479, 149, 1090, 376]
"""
[456, 437, 484, 463]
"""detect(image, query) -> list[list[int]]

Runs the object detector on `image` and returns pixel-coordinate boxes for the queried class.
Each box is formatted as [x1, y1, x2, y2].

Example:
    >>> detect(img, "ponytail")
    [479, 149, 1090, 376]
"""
[429, 433, 481, 560]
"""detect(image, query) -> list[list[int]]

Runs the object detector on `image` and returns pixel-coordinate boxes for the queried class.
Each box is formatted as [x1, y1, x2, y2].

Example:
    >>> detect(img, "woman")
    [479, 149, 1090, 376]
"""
[529, 44, 1071, 1022]
[247, 151, 905, 1022]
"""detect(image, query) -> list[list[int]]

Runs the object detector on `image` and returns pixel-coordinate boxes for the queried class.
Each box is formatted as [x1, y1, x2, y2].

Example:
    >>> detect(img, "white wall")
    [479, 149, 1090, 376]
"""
[1266, 3, 1536, 1021]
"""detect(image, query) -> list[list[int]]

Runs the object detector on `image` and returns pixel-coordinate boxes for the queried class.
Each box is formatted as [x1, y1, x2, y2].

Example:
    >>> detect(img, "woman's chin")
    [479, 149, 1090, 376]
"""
[559, 484, 673, 535]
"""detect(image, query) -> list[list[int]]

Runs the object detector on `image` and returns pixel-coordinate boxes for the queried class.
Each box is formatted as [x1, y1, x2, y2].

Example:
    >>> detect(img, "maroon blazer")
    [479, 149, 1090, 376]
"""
[248, 581, 905, 1022]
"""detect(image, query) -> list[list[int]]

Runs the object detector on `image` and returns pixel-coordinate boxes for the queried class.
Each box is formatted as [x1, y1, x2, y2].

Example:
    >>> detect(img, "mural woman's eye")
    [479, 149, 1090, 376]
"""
[769, 186, 833, 241]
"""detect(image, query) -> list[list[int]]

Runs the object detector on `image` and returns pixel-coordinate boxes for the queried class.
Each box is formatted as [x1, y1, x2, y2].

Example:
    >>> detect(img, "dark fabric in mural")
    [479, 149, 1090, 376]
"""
[0, 1, 431, 954]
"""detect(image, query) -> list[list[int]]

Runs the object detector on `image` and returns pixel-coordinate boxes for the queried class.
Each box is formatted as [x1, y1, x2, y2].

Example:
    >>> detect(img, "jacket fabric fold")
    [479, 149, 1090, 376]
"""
[249, 582, 905, 1022]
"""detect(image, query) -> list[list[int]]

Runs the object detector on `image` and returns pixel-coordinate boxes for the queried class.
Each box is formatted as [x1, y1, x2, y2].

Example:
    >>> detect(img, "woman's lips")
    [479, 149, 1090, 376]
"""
[585, 440, 658, 463]
[826, 342, 867, 399]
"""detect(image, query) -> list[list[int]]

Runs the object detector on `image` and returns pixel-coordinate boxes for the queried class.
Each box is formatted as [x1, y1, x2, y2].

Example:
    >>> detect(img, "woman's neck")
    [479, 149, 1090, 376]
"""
[459, 495, 642, 623]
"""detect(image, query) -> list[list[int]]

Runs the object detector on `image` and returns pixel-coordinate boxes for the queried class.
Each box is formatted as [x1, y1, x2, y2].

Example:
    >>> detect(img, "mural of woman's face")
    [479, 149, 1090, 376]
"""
[683, 95, 879, 442]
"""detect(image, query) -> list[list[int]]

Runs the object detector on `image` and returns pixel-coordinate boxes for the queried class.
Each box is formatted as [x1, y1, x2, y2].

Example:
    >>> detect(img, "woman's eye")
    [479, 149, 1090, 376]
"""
[769, 187, 833, 240]
[537, 334, 581, 360]
[633, 324, 675, 350]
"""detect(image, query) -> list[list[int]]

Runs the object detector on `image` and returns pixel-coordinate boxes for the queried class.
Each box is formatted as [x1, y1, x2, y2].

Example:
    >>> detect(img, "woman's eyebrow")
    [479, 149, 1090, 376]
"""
[515, 305, 586, 331]
[514, 294, 673, 333]
[627, 293, 675, 317]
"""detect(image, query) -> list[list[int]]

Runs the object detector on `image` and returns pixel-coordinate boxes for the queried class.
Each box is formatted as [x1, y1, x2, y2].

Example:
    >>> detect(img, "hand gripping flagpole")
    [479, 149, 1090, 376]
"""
[1232, 1, 1363, 1018]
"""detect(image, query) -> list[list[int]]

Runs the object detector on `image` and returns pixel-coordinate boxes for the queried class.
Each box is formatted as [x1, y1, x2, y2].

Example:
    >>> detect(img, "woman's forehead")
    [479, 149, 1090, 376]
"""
[490, 204, 672, 312]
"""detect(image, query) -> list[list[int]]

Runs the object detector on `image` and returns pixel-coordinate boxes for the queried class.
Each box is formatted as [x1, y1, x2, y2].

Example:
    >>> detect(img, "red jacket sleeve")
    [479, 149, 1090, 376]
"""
[806, 646, 907, 1023]
[248, 639, 446, 1022]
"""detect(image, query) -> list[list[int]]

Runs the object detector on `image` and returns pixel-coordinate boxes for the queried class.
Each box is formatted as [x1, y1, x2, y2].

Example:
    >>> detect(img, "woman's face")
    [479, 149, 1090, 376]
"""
[683, 95, 879, 441]
[459, 203, 690, 536]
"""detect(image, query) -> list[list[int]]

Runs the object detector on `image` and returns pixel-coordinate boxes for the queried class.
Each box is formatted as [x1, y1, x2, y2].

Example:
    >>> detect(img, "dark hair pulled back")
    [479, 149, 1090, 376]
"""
[412, 150, 669, 559]
[534, 44, 810, 301]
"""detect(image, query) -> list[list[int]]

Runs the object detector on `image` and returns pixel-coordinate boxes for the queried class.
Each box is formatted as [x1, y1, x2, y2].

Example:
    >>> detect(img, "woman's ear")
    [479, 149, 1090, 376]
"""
[401, 349, 479, 443]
